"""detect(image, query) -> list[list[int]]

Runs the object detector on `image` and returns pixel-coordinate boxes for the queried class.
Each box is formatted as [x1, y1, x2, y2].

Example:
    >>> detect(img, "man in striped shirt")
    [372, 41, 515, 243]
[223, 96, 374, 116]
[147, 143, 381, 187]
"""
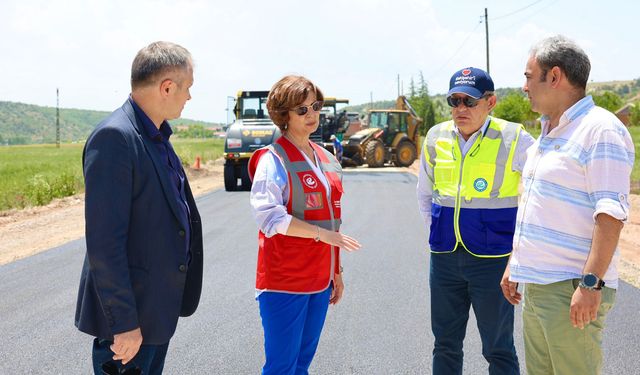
[501, 35, 635, 375]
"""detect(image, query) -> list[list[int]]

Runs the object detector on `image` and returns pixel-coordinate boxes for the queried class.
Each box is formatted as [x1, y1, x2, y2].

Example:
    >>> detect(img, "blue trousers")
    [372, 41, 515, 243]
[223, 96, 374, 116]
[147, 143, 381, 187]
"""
[92, 337, 169, 375]
[258, 287, 332, 375]
[430, 249, 519, 375]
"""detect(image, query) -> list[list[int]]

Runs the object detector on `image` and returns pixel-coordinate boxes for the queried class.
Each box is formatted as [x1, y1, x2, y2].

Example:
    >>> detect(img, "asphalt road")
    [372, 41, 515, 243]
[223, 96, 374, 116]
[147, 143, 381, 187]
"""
[1, 171, 639, 374]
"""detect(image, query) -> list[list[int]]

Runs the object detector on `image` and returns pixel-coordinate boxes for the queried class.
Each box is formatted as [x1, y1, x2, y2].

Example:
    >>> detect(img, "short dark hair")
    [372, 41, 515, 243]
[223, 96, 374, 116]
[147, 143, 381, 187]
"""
[530, 35, 590, 90]
[131, 41, 192, 89]
[267, 75, 324, 130]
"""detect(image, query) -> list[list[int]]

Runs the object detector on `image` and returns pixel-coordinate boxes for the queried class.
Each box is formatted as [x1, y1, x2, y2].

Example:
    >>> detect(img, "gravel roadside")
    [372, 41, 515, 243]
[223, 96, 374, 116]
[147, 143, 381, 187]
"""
[0, 159, 224, 266]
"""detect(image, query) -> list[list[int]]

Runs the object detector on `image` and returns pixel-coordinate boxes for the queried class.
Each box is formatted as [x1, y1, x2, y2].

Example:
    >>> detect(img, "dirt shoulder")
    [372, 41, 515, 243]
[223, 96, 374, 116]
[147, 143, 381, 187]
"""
[1, 160, 639, 289]
[0, 159, 224, 266]
[617, 195, 640, 288]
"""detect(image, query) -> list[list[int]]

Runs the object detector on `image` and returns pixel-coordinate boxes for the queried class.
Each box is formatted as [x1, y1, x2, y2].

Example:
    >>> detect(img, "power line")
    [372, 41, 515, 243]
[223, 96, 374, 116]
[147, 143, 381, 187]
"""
[424, 1, 556, 86]
[490, 0, 544, 21]
[494, 0, 559, 35]
[428, 21, 482, 80]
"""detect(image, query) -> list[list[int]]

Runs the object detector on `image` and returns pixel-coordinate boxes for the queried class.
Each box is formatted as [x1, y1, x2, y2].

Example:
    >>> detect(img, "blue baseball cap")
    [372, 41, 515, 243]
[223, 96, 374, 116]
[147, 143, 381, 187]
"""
[447, 67, 494, 99]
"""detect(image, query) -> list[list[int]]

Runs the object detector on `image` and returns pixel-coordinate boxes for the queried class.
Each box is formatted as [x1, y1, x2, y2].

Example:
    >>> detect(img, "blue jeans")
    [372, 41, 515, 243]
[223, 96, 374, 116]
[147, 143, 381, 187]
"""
[430, 249, 519, 375]
[92, 337, 169, 375]
[258, 286, 332, 375]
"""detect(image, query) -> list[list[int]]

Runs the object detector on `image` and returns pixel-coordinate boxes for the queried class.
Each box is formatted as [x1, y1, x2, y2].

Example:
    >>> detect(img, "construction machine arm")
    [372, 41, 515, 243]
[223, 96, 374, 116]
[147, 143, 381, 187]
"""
[396, 95, 420, 119]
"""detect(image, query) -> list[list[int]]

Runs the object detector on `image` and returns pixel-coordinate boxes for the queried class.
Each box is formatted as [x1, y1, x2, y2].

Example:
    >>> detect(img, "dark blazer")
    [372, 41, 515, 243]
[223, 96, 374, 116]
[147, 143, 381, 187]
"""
[75, 100, 203, 345]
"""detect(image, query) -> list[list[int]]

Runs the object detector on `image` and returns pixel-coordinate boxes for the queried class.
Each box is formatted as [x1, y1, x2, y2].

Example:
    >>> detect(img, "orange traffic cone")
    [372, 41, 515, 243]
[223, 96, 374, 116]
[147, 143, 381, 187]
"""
[192, 156, 201, 170]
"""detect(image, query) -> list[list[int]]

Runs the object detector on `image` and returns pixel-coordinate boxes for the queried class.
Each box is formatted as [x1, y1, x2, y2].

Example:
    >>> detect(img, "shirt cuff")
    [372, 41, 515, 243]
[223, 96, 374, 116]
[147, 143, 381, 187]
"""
[593, 195, 629, 223]
[274, 214, 293, 235]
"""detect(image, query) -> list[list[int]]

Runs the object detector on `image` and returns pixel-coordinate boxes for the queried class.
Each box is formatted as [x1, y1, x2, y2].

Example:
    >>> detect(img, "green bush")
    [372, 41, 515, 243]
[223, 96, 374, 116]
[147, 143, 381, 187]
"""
[493, 92, 538, 126]
[22, 172, 80, 207]
[25, 175, 52, 206]
[51, 172, 80, 198]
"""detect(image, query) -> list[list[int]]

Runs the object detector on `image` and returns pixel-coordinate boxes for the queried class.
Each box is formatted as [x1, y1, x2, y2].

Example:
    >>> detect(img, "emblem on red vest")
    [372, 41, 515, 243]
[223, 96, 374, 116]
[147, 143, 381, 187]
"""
[302, 173, 318, 189]
[305, 192, 323, 209]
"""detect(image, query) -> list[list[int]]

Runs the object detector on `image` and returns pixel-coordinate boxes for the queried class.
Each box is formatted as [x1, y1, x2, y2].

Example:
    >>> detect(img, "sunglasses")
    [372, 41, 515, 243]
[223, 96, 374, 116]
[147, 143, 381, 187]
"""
[101, 362, 142, 375]
[291, 101, 323, 116]
[446, 95, 490, 108]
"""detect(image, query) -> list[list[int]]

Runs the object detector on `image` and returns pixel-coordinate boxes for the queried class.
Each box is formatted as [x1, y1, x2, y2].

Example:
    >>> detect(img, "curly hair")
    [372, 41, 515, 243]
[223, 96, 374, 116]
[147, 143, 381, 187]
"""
[266, 75, 324, 131]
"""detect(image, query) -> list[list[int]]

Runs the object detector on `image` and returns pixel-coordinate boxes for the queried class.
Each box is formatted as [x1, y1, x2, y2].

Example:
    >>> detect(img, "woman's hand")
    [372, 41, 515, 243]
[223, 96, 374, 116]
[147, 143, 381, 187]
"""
[286, 219, 361, 252]
[330, 272, 344, 305]
[319, 229, 361, 252]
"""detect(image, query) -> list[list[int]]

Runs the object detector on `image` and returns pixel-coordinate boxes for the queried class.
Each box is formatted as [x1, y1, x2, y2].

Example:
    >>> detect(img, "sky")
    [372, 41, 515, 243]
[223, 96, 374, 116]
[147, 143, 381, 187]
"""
[1, 0, 638, 123]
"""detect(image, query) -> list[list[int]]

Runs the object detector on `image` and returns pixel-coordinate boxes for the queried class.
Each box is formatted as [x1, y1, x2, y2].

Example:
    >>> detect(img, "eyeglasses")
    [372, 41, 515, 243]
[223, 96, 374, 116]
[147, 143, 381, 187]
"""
[291, 101, 323, 116]
[446, 95, 490, 108]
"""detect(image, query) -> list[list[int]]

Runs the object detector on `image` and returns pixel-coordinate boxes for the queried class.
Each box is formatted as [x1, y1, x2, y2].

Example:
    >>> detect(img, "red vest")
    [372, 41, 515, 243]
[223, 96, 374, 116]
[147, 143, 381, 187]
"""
[249, 137, 343, 293]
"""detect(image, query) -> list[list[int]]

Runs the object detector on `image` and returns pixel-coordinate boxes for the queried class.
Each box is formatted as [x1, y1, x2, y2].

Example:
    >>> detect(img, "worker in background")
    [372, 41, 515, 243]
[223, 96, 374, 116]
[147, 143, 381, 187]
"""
[330, 134, 343, 163]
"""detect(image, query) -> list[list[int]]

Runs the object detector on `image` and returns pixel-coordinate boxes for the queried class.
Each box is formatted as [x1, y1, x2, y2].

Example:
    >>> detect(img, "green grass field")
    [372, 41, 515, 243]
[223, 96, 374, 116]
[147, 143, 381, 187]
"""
[1, 128, 638, 212]
[0, 138, 224, 212]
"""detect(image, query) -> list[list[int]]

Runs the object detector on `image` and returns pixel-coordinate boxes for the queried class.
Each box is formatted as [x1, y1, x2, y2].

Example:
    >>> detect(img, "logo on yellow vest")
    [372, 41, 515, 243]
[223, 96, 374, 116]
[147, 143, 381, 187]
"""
[474, 178, 488, 192]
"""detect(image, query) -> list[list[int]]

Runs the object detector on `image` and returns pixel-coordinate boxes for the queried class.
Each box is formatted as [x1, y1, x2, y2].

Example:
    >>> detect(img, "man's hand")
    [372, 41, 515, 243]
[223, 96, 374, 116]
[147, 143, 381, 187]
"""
[111, 327, 143, 365]
[330, 273, 344, 305]
[500, 266, 521, 305]
[570, 287, 601, 329]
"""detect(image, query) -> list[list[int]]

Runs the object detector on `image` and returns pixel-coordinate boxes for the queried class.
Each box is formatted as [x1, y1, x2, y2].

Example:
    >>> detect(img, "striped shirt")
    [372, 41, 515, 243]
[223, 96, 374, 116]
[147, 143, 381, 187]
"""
[509, 96, 634, 289]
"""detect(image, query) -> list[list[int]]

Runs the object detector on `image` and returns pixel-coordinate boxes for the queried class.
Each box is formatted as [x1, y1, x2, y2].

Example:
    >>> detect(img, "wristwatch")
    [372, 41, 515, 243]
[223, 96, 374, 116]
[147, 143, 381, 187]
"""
[579, 273, 605, 291]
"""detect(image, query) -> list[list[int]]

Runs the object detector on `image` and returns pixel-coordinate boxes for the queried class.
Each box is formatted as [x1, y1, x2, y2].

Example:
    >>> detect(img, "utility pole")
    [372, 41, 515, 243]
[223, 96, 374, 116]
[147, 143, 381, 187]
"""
[397, 74, 400, 97]
[485, 8, 490, 75]
[370, 91, 373, 109]
[56, 88, 60, 148]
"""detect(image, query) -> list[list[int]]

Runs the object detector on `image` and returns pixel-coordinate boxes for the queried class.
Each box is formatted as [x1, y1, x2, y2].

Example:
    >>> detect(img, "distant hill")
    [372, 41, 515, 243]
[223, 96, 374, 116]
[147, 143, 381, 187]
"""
[587, 79, 640, 98]
[5, 78, 638, 145]
[343, 100, 396, 114]
[0, 101, 219, 145]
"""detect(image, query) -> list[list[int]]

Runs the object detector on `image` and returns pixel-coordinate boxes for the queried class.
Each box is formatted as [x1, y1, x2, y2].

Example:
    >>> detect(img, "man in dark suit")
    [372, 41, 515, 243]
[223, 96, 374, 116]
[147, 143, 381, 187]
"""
[75, 41, 203, 374]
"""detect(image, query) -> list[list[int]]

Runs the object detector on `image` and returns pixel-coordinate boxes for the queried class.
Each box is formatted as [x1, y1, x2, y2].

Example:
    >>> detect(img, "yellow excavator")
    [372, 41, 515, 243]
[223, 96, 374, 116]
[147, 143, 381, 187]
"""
[342, 96, 422, 167]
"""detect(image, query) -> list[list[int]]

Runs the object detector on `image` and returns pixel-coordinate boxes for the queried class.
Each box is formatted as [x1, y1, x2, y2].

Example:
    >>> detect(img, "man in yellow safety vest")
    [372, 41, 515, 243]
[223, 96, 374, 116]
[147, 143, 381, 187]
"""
[417, 67, 534, 375]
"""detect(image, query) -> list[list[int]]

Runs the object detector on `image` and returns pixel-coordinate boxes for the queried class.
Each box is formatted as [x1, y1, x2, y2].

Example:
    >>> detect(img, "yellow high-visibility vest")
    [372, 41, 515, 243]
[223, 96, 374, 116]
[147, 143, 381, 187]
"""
[423, 117, 523, 257]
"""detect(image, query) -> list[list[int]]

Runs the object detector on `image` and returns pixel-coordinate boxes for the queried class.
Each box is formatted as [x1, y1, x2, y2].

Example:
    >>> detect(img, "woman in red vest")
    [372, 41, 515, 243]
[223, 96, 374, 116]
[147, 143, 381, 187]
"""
[249, 75, 361, 375]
